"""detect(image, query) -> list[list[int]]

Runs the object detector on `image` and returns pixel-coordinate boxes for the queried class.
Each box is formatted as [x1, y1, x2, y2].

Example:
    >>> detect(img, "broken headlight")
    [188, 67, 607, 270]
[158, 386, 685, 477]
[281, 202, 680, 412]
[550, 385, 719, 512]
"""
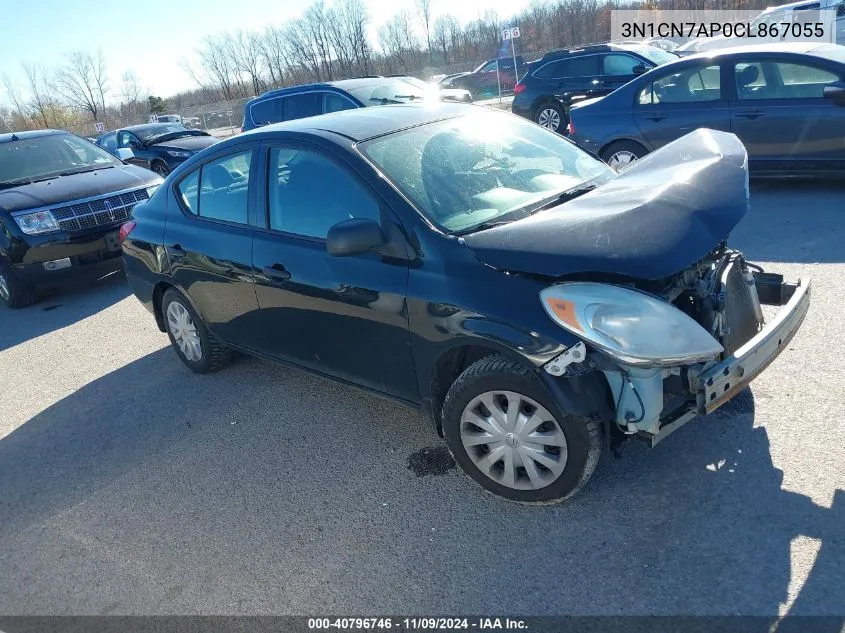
[540, 282, 723, 366]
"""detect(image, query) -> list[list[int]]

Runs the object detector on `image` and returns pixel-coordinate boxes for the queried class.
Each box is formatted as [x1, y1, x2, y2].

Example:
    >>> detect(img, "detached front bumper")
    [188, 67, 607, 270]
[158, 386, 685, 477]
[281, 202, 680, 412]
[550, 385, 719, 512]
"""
[697, 277, 811, 414]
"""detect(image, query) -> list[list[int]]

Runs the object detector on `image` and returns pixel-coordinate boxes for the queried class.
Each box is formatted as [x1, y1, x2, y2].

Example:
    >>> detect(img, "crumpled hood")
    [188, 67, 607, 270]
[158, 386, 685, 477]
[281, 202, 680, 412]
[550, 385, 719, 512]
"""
[462, 129, 749, 281]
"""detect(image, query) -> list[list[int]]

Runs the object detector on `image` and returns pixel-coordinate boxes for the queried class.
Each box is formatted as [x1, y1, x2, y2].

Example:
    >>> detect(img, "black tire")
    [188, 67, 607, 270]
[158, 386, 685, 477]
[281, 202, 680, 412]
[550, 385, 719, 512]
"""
[151, 161, 170, 178]
[534, 102, 566, 133]
[600, 140, 648, 172]
[441, 354, 601, 503]
[0, 262, 37, 309]
[161, 288, 230, 373]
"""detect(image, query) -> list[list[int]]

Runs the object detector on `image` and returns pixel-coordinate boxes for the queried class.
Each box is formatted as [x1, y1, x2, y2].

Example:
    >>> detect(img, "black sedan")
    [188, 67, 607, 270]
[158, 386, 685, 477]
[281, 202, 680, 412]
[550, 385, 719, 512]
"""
[97, 123, 218, 177]
[121, 104, 809, 503]
[567, 43, 845, 175]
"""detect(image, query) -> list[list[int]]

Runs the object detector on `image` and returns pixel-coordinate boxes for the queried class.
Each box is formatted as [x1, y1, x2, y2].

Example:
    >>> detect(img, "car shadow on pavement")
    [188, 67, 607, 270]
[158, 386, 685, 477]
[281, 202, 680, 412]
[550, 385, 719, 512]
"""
[0, 270, 129, 352]
[734, 180, 845, 264]
[0, 347, 842, 618]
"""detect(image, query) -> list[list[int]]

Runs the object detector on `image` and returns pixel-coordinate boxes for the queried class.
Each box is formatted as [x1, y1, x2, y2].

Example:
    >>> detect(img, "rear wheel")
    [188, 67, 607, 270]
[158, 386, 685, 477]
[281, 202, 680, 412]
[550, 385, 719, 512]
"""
[0, 263, 36, 309]
[441, 354, 601, 503]
[534, 102, 565, 133]
[601, 140, 648, 173]
[162, 288, 230, 373]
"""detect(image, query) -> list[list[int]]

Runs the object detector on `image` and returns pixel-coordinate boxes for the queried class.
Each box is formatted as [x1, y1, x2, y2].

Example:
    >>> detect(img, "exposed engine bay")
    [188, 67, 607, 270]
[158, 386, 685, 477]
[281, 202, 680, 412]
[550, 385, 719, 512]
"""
[549, 246, 807, 446]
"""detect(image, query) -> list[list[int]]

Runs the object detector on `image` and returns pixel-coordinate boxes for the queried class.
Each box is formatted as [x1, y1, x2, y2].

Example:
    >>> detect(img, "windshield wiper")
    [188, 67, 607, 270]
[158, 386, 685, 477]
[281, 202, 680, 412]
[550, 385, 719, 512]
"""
[455, 219, 515, 236]
[369, 97, 404, 105]
[530, 183, 599, 213]
[58, 165, 114, 176]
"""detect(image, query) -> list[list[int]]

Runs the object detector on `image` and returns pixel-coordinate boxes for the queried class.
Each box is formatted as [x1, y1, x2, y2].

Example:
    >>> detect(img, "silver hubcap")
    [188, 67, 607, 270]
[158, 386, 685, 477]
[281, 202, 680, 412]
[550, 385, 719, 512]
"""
[460, 390, 568, 491]
[0, 274, 9, 301]
[154, 164, 168, 176]
[608, 150, 639, 172]
[537, 108, 561, 131]
[166, 301, 203, 362]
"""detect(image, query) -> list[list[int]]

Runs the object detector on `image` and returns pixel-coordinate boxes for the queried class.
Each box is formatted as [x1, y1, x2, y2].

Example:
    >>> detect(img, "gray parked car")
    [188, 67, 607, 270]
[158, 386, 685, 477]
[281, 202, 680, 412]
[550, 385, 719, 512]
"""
[568, 42, 845, 175]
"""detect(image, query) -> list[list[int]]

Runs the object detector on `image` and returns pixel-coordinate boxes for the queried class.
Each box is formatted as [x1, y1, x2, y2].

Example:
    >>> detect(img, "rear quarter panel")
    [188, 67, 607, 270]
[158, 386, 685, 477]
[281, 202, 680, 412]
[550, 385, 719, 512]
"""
[122, 195, 169, 314]
[569, 89, 648, 155]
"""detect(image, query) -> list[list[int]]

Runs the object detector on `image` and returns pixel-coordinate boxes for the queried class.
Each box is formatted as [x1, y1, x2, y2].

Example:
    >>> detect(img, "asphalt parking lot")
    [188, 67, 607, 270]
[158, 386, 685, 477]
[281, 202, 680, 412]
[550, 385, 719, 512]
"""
[0, 180, 843, 617]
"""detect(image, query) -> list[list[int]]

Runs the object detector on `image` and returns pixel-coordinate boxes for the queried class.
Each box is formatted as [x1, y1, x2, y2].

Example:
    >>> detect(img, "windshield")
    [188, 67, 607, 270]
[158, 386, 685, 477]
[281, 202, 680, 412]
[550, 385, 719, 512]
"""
[0, 133, 121, 186]
[346, 80, 428, 105]
[359, 111, 612, 233]
[630, 46, 678, 66]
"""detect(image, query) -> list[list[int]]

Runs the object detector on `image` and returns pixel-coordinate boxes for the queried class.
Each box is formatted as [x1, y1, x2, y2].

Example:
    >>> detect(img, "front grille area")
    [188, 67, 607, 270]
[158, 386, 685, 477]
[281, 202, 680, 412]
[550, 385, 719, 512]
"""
[51, 188, 149, 233]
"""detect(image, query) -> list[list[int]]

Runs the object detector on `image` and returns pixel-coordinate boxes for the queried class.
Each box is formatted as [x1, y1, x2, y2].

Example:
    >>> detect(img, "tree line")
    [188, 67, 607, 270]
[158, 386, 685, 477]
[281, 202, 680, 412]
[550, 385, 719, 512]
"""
[2, 0, 772, 133]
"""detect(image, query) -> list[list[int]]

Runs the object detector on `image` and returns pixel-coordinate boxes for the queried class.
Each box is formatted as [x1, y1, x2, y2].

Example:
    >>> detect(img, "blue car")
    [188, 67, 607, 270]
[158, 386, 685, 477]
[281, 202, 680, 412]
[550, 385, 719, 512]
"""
[96, 123, 219, 177]
[241, 76, 470, 132]
[568, 42, 845, 175]
[511, 43, 678, 133]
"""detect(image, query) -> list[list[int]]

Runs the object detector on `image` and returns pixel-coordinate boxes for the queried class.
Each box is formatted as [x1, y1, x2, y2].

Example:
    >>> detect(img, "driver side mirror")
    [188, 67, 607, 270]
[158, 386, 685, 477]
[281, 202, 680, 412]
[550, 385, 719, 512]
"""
[327, 218, 385, 257]
[632, 64, 648, 76]
[823, 82, 845, 105]
[116, 148, 134, 161]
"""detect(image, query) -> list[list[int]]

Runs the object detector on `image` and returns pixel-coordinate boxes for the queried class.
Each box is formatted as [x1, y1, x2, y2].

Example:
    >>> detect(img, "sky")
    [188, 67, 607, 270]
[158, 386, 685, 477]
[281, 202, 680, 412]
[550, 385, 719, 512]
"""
[0, 0, 532, 104]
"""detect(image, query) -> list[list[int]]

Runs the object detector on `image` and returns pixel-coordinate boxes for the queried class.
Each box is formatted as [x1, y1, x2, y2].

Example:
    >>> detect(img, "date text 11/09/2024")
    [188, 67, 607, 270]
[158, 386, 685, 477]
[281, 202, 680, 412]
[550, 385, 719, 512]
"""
[308, 618, 528, 630]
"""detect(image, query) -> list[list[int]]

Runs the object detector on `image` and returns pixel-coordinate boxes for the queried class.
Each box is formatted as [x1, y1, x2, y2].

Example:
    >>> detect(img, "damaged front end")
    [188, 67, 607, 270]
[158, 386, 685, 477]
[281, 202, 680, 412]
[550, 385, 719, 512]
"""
[540, 250, 811, 446]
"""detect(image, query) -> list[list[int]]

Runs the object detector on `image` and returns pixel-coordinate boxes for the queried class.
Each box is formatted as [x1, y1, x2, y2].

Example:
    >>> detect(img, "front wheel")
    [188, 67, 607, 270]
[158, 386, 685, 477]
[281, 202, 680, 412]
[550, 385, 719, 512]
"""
[601, 140, 648, 173]
[441, 355, 601, 503]
[0, 263, 36, 309]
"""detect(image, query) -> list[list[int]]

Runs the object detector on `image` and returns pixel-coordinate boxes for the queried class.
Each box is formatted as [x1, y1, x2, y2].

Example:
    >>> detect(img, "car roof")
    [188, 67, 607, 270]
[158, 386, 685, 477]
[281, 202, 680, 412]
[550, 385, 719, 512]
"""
[0, 129, 67, 143]
[247, 76, 416, 106]
[680, 41, 830, 62]
[239, 102, 476, 142]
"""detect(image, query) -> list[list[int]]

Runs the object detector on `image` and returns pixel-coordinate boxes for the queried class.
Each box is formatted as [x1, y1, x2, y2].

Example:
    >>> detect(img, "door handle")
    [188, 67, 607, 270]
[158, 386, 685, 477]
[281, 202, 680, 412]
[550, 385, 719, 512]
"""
[735, 110, 765, 119]
[644, 113, 666, 122]
[262, 263, 291, 281]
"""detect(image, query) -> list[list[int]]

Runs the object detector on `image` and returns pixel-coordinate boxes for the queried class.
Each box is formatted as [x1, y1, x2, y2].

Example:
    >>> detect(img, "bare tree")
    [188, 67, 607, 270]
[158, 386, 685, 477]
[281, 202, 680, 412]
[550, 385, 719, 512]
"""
[230, 30, 266, 96]
[378, 11, 419, 72]
[416, 0, 433, 61]
[21, 64, 54, 128]
[1, 73, 30, 130]
[54, 50, 109, 123]
[120, 70, 146, 118]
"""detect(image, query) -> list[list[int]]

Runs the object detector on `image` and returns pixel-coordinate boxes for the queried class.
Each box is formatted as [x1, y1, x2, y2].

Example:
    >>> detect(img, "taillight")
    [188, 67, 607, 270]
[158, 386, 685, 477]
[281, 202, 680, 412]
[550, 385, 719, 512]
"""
[119, 221, 136, 244]
[513, 82, 526, 95]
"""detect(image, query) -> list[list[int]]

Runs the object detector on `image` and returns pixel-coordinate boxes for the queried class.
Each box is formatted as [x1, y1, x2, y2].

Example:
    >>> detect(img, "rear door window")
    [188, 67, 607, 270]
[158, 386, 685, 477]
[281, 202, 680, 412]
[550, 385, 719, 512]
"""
[99, 132, 117, 152]
[177, 151, 253, 224]
[567, 55, 601, 77]
[284, 93, 322, 121]
[534, 60, 568, 79]
[323, 92, 356, 113]
[250, 98, 283, 127]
